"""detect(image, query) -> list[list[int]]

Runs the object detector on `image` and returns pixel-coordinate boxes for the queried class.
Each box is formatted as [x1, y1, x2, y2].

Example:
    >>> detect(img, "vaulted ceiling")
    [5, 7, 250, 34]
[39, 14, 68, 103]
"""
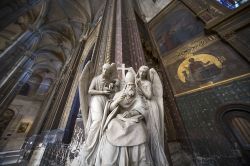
[0, 0, 106, 96]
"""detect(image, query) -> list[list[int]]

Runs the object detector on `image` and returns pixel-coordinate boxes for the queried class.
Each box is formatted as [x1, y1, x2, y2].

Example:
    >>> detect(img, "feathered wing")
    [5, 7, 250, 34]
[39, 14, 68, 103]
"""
[79, 61, 94, 131]
[110, 63, 118, 79]
[149, 68, 165, 145]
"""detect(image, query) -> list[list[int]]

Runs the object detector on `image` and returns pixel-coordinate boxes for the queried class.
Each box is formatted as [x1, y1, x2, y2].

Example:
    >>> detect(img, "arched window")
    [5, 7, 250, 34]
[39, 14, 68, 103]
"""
[19, 83, 30, 96]
[36, 78, 53, 95]
[217, 104, 250, 164]
[223, 110, 250, 147]
[215, 0, 249, 10]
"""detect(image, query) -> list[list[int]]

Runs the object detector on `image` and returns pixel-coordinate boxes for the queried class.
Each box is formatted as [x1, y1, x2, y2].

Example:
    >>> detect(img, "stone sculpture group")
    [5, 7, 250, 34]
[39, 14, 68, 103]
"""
[75, 62, 169, 166]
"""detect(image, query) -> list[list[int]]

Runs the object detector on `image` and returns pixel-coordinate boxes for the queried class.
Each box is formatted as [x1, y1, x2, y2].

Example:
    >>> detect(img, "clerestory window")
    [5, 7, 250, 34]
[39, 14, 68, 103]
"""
[215, 0, 249, 10]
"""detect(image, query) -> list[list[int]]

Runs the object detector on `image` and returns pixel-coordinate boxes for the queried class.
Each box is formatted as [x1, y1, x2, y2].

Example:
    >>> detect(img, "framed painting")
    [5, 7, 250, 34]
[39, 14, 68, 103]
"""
[162, 36, 250, 96]
[17, 122, 29, 133]
[149, 2, 204, 57]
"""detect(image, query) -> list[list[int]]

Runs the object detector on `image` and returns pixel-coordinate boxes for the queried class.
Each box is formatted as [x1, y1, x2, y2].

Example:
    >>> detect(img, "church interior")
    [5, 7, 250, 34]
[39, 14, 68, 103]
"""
[0, 0, 249, 165]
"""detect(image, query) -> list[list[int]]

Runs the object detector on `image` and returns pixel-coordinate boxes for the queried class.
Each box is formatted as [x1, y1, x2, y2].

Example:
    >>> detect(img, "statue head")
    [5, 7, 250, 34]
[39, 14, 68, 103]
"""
[138, 65, 149, 79]
[102, 63, 112, 78]
[124, 71, 136, 97]
[125, 71, 135, 85]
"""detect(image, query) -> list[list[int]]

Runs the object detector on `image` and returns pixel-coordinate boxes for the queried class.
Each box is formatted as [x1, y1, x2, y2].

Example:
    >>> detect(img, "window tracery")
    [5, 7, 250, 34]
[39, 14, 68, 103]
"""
[216, 0, 249, 10]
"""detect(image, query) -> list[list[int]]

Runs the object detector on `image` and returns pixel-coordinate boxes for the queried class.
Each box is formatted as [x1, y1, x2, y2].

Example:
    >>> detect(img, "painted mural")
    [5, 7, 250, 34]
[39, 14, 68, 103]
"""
[164, 39, 250, 95]
[177, 54, 223, 84]
[150, 3, 204, 56]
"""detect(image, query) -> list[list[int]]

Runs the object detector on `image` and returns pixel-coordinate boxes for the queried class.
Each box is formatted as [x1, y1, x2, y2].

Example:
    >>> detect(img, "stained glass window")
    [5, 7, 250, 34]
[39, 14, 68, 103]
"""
[216, 0, 249, 10]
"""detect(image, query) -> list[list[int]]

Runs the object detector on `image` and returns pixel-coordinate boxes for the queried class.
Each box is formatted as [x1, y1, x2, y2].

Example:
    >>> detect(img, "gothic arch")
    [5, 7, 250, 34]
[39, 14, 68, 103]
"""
[0, 0, 44, 53]
[216, 104, 250, 164]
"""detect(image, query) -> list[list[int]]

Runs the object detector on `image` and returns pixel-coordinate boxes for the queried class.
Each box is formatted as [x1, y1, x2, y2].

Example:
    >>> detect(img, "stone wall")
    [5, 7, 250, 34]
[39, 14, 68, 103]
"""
[176, 77, 250, 165]
[0, 95, 42, 151]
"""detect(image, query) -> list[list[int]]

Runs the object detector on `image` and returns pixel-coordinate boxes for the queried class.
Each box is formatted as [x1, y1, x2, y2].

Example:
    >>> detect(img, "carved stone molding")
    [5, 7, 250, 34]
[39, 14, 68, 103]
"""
[212, 6, 250, 61]
[163, 35, 218, 66]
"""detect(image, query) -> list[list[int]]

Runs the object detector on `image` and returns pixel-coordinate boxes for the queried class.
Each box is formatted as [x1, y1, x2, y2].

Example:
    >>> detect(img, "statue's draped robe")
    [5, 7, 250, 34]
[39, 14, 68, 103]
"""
[95, 91, 153, 166]
[82, 75, 110, 166]
[139, 80, 169, 166]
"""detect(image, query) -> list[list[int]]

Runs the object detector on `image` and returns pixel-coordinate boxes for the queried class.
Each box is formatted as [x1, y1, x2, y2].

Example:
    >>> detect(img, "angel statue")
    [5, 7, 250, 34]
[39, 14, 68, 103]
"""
[78, 62, 118, 166]
[136, 65, 168, 166]
[95, 71, 153, 165]
[95, 70, 169, 166]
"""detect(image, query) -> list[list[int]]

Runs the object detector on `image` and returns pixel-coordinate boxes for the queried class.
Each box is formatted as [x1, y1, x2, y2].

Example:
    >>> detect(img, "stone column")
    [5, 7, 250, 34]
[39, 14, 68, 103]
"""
[115, 0, 146, 71]
[92, 0, 116, 74]
[0, 41, 37, 114]
[91, 0, 146, 72]
[41, 43, 83, 132]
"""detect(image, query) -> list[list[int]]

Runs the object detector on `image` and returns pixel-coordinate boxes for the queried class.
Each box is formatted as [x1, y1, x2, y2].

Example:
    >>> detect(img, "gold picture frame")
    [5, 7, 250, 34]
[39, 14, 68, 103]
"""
[17, 122, 29, 133]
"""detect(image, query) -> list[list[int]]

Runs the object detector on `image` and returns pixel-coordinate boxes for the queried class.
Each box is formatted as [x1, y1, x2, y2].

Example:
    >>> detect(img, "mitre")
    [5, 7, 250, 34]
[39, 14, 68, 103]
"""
[125, 71, 135, 84]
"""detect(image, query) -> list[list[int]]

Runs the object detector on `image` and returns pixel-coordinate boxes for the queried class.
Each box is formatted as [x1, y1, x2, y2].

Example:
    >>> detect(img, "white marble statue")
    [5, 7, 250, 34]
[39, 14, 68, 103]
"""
[136, 66, 168, 166]
[76, 63, 168, 166]
[95, 71, 153, 166]
[78, 62, 118, 166]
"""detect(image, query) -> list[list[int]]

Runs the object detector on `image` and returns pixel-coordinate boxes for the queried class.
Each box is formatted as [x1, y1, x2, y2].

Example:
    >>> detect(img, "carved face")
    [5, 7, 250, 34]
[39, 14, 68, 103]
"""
[139, 70, 147, 79]
[125, 83, 136, 97]
[138, 66, 149, 79]
[102, 64, 111, 77]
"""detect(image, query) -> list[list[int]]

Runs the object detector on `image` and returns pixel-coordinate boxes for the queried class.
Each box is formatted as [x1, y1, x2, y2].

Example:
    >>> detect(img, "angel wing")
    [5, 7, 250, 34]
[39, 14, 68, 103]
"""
[79, 61, 94, 130]
[110, 63, 117, 79]
[149, 68, 165, 144]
